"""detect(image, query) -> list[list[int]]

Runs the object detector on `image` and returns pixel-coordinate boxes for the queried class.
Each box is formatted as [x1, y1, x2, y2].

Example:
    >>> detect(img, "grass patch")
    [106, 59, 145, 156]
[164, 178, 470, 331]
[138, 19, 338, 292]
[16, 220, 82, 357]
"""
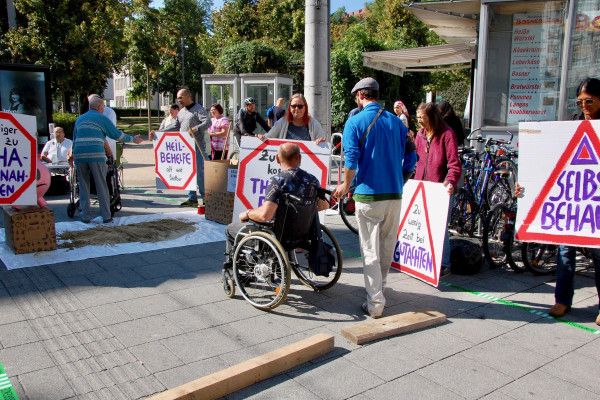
[117, 116, 161, 136]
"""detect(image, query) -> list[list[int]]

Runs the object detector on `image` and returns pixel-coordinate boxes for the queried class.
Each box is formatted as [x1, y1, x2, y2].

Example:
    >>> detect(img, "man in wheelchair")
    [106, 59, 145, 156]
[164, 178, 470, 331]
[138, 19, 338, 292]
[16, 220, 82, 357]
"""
[223, 142, 335, 309]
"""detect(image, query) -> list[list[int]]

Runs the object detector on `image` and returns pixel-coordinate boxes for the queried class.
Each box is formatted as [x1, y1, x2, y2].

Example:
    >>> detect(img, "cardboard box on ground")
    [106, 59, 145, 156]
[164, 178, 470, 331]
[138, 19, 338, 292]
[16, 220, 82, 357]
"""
[3, 207, 57, 254]
[204, 159, 238, 225]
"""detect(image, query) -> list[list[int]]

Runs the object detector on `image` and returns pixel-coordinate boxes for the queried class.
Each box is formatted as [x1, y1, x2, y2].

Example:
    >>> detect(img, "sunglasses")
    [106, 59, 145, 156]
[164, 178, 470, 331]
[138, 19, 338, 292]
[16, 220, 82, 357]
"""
[290, 104, 305, 109]
[576, 98, 597, 107]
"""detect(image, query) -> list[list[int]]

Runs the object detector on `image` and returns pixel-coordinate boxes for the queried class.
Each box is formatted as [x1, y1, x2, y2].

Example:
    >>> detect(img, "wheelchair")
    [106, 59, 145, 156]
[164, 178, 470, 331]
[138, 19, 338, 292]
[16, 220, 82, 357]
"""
[223, 188, 343, 310]
[67, 156, 122, 219]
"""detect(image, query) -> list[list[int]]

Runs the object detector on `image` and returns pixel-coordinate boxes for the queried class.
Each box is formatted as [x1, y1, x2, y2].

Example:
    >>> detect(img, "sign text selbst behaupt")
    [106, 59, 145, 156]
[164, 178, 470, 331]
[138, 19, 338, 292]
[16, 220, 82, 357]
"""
[153, 131, 197, 190]
[232, 137, 330, 222]
[391, 180, 450, 287]
[0, 112, 37, 205]
[515, 120, 600, 248]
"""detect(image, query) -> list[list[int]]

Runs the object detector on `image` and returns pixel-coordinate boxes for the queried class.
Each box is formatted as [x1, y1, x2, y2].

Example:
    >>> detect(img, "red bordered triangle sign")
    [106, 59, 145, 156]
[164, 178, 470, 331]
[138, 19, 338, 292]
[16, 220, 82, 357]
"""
[391, 181, 440, 287]
[516, 120, 600, 246]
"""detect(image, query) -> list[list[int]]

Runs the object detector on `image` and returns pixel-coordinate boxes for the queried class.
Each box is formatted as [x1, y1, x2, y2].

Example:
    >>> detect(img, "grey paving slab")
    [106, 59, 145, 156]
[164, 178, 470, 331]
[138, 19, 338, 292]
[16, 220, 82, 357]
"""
[154, 355, 230, 389]
[0, 342, 55, 375]
[221, 314, 299, 347]
[161, 326, 243, 363]
[541, 351, 600, 394]
[129, 341, 185, 374]
[20, 366, 76, 400]
[417, 354, 514, 400]
[461, 335, 553, 378]
[343, 340, 432, 381]
[74, 286, 139, 307]
[362, 371, 466, 399]
[225, 372, 322, 400]
[117, 293, 185, 319]
[438, 312, 511, 344]
[108, 314, 186, 347]
[499, 369, 598, 399]
[289, 357, 385, 400]
[89, 303, 134, 326]
[573, 337, 600, 361]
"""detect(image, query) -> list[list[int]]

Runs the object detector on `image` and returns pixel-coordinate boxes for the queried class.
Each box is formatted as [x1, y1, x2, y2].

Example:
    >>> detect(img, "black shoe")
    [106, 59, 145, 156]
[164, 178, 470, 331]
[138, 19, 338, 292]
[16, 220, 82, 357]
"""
[440, 267, 451, 278]
[180, 199, 198, 207]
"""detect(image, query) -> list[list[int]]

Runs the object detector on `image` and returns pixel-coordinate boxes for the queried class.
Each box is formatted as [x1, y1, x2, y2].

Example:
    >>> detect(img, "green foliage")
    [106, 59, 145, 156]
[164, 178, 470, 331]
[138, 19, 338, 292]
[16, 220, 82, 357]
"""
[439, 79, 470, 118]
[52, 111, 78, 139]
[1, 0, 133, 105]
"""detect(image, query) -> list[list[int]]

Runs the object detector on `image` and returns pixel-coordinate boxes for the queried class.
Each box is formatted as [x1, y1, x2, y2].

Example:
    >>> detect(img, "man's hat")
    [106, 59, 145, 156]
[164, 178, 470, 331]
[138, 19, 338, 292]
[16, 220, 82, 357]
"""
[351, 77, 379, 95]
[244, 97, 256, 105]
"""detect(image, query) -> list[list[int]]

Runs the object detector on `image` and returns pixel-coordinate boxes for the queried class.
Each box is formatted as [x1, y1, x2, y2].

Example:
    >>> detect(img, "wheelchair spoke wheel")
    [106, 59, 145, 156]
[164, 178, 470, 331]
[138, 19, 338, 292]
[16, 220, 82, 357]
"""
[340, 197, 359, 234]
[232, 232, 291, 310]
[290, 225, 343, 291]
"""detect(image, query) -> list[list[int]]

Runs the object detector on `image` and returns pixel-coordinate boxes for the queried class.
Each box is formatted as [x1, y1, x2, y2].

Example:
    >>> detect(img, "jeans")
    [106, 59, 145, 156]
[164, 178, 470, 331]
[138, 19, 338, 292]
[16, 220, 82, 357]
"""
[188, 141, 207, 201]
[555, 245, 600, 309]
[441, 195, 454, 268]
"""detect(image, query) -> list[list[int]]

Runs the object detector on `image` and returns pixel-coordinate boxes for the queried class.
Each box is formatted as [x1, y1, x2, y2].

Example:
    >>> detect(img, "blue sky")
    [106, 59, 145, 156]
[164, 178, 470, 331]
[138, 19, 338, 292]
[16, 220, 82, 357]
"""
[150, 0, 369, 13]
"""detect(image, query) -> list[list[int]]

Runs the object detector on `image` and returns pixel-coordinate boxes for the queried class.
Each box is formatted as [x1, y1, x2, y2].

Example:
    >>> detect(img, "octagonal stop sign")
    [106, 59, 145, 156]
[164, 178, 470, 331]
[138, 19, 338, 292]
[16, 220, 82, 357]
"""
[154, 132, 197, 190]
[0, 112, 37, 205]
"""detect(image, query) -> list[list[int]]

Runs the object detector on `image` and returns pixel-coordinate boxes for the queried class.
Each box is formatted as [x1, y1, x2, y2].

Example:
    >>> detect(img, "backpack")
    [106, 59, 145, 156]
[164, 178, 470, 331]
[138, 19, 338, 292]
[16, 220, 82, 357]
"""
[308, 213, 335, 277]
[449, 238, 483, 275]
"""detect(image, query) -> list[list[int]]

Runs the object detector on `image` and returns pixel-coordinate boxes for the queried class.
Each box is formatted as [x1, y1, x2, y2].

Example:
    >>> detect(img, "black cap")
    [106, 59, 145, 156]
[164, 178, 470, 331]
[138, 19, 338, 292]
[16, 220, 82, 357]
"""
[351, 77, 379, 95]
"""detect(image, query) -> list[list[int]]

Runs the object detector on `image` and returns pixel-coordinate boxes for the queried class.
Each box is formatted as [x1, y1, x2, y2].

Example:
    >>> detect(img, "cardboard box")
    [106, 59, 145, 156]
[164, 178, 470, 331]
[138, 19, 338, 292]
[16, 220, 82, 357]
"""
[204, 159, 238, 225]
[3, 207, 57, 254]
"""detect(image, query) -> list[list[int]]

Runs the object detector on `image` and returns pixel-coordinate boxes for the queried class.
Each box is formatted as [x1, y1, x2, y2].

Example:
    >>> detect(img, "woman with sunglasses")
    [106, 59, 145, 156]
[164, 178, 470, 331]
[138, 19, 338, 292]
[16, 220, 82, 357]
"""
[572, 77, 600, 121]
[259, 93, 326, 144]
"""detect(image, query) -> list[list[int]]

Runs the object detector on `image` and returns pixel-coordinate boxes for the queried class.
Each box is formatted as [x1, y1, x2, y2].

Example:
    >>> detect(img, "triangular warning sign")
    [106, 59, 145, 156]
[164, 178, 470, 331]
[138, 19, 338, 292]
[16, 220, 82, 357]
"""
[391, 181, 440, 287]
[516, 120, 600, 246]
[571, 134, 598, 165]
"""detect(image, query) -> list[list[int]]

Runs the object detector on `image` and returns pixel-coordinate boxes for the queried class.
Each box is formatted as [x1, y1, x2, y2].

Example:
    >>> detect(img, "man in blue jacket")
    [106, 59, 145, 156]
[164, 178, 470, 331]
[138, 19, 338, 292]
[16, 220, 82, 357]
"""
[333, 77, 417, 319]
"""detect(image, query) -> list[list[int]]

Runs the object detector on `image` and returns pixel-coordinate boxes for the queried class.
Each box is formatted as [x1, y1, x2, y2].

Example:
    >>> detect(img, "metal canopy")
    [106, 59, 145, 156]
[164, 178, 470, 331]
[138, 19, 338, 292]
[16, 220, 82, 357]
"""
[362, 42, 476, 76]
[402, 0, 480, 43]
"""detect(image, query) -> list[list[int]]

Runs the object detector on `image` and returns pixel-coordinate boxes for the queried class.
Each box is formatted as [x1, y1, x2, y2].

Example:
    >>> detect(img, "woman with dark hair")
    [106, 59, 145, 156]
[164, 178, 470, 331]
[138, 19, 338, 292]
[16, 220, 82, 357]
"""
[260, 93, 326, 144]
[208, 103, 230, 160]
[571, 77, 600, 121]
[9, 87, 25, 113]
[414, 102, 462, 276]
[438, 100, 465, 146]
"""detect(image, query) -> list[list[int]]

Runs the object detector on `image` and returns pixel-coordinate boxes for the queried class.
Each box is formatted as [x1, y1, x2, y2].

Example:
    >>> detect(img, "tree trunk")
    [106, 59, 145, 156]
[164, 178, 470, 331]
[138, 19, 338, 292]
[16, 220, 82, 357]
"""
[62, 91, 72, 113]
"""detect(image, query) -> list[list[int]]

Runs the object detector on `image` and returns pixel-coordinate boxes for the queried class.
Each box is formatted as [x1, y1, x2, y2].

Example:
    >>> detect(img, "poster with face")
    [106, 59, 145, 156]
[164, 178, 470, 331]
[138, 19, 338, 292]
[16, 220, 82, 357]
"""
[0, 67, 50, 139]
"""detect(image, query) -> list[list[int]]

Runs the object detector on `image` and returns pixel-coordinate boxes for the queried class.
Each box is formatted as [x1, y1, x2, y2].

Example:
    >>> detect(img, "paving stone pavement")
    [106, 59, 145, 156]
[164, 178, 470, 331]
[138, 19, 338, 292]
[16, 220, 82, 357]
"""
[0, 147, 599, 399]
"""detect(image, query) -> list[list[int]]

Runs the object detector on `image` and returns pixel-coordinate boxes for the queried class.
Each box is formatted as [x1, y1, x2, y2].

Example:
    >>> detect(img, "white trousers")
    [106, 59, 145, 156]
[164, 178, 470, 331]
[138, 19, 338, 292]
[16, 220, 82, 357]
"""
[356, 199, 402, 317]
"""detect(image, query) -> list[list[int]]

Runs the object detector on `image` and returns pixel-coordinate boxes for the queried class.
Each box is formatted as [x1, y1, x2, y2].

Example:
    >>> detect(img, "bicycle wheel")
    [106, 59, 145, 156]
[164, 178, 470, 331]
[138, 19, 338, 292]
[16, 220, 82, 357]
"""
[290, 225, 343, 291]
[339, 196, 359, 234]
[487, 180, 513, 208]
[232, 232, 291, 310]
[482, 204, 511, 269]
[448, 188, 469, 235]
[522, 242, 557, 275]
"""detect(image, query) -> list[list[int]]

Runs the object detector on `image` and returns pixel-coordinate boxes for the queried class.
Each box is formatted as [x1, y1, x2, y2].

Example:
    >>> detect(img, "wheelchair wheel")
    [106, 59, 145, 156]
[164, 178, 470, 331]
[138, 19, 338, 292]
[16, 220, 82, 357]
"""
[222, 268, 235, 298]
[340, 197, 359, 234]
[290, 225, 343, 291]
[232, 231, 291, 310]
[67, 203, 76, 218]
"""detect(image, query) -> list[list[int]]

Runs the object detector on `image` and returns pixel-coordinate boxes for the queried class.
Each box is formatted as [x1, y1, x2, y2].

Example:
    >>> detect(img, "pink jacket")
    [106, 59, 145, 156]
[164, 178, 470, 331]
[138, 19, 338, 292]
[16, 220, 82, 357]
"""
[413, 126, 462, 187]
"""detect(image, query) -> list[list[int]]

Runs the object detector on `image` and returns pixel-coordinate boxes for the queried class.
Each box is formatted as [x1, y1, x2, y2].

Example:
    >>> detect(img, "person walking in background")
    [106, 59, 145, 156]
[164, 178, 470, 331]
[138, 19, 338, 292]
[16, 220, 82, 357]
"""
[333, 77, 417, 319]
[267, 97, 286, 128]
[176, 88, 211, 207]
[393, 100, 415, 140]
[414, 102, 462, 277]
[232, 97, 270, 147]
[438, 100, 465, 146]
[259, 93, 326, 144]
[71, 96, 143, 223]
[208, 103, 230, 160]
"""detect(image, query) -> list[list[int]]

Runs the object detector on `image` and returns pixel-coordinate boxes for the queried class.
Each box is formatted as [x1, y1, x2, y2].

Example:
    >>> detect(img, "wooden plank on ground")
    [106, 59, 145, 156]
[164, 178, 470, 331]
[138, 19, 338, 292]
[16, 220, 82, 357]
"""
[147, 333, 334, 400]
[340, 309, 446, 345]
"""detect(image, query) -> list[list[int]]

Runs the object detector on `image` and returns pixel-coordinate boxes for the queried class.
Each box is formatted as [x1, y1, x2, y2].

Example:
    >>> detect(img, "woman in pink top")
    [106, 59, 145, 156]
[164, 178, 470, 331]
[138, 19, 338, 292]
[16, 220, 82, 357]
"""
[209, 103, 230, 160]
[414, 102, 462, 276]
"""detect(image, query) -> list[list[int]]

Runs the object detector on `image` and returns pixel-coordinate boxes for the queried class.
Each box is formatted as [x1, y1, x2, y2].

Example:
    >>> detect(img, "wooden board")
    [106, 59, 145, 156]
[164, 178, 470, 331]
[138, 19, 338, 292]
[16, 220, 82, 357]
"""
[340, 309, 446, 345]
[147, 333, 334, 400]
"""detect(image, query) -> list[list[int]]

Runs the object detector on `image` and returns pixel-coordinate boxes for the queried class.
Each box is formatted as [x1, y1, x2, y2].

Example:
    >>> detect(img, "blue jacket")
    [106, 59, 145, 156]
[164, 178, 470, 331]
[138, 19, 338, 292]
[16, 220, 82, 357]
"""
[73, 109, 136, 164]
[342, 102, 417, 201]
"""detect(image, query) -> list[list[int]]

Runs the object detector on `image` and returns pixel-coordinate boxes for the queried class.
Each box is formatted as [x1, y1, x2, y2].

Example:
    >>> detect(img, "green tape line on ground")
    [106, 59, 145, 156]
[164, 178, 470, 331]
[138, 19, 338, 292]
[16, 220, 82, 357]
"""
[0, 361, 19, 400]
[439, 281, 600, 336]
[341, 249, 361, 258]
[124, 186, 181, 204]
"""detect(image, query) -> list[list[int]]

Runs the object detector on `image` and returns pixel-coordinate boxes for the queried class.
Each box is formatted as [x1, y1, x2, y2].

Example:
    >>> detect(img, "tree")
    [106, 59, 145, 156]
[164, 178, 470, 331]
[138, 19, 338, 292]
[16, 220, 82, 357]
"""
[0, 0, 134, 111]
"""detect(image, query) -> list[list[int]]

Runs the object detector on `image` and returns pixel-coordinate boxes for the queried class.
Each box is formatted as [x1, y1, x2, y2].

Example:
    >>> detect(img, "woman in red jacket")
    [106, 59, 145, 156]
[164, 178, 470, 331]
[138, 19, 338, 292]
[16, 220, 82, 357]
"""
[414, 102, 462, 276]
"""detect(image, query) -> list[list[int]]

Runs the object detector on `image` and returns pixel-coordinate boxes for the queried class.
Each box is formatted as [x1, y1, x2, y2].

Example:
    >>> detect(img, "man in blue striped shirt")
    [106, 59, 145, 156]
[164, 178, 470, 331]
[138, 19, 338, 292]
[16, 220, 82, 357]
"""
[72, 96, 143, 223]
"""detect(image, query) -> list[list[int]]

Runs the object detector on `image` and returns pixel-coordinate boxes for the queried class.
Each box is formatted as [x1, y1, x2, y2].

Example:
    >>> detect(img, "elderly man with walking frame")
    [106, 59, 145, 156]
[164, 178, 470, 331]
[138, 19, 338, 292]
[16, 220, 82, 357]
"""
[333, 77, 417, 319]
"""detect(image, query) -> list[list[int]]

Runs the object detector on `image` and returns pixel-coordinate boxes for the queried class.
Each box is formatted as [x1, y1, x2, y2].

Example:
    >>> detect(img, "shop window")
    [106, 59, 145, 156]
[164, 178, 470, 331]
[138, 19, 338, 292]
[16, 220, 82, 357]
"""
[483, 1, 566, 126]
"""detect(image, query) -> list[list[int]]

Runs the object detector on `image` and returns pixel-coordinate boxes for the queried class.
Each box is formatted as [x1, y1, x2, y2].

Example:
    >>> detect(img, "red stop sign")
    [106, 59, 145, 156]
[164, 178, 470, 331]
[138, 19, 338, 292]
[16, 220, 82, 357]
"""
[0, 113, 37, 204]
